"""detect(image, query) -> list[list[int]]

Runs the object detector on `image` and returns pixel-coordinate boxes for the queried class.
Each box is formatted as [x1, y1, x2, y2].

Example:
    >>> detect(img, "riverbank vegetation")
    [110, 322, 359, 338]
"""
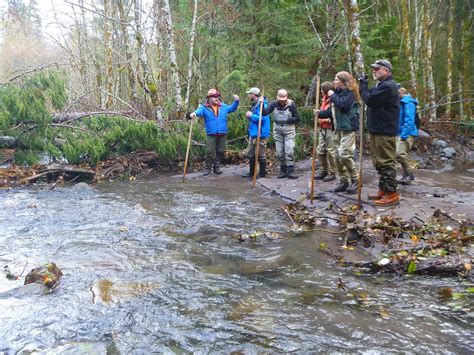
[0, 0, 472, 168]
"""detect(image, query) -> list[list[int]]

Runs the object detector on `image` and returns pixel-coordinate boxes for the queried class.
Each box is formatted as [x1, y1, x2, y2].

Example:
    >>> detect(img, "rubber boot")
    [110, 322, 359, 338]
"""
[368, 190, 385, 200]
[203, 166, 212, 176]
[258, 160, 267, 178]
[278, 165, 288, 179]
[333, 180, 349, 193]
[323, 173, 336, 182]
[286, 165, 298, 179]
[398, 172, 414, 185]
[213, 162, 222, 174]
[314, 171, 328, 180]
[345, 179, 358, 194]
[374, 191, 400, 206]
[242, 159, 255, 178]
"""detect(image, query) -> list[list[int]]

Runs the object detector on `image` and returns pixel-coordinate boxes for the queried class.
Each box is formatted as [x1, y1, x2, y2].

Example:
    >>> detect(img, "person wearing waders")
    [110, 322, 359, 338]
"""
[359, 59, 400, 206]
[316, 71, 361, 194]
[260, 89, 299, 179]
[242, 87, 270, 178]
[313, 81, 337, 182]
[396, 87, 418, 184]
[189, 89, 239, 176]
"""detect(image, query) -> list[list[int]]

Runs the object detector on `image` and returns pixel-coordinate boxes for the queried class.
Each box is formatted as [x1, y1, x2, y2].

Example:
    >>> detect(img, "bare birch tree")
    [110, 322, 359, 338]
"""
[103, 0, 114, 109]
[401, 0, 417, 95]
[162, 0, 182, 113]
[344, 0, 365, 75]
[184, 0, 199, 110]
[422, 0, 436, 121]
[446, 0, 454, 118]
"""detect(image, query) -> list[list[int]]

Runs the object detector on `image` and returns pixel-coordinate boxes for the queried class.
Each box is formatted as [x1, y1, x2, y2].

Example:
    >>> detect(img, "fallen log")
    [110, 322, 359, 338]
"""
[19, 164, 95, 184]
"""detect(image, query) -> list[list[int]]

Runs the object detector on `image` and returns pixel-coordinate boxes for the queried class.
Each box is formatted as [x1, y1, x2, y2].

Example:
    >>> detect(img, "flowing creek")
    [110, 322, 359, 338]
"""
[0, 175, 472, 353]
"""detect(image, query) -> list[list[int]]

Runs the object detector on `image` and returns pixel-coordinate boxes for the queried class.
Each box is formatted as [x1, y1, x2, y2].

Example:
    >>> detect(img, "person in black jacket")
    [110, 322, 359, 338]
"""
[260, 89, 299, 179]
[359, 59, 400, 206]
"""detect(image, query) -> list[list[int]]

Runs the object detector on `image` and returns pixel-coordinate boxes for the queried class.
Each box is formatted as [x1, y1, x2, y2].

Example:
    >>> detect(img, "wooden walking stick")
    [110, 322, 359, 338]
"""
[356, 104, 365, 207]
[310, 76, 321, 204]
[252, 88, 265, 187]
[182, 115, 194, 182]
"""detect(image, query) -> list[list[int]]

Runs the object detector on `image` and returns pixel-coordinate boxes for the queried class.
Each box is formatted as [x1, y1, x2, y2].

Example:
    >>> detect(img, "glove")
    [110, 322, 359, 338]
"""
[358, 74, 368, 83]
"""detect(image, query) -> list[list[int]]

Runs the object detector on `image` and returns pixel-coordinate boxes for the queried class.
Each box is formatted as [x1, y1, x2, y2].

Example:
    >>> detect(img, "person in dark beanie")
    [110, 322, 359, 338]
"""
[242, 87, 270, 178]
[260, 89, 299, 179]
[190, 88, 239, 176]
[359, 59, 400, 205]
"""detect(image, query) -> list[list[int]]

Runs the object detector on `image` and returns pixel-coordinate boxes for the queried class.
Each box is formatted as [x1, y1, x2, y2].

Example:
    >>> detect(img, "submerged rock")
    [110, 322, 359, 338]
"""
[24, 262, 63, 288]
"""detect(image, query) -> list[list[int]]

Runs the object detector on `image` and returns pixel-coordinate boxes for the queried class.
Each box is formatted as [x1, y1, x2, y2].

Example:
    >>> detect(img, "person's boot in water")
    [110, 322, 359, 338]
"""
[242, 159, 255, 178]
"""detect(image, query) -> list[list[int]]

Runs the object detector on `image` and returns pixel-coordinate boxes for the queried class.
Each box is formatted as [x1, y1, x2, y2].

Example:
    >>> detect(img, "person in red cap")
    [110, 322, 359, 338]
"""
[190, 89, 239, 175]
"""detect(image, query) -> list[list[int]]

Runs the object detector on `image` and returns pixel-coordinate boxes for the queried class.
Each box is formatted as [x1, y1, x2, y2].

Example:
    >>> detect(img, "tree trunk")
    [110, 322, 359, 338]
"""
[162, 0, 182, 113]
[402, 0, 417, 95]
[344, 0, 365, 75]
[184, 0, 199, 110]
[461, 8, 472, 120]
[423, 0, 436, 121]
[118, 0, 138, 103]
[103, 0, 114, 109]
[446, 0, 454, 118]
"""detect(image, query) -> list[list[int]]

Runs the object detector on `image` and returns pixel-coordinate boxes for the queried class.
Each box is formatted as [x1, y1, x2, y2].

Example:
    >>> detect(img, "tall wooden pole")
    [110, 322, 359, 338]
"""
[356, 105, 364, 207]
[182, 118, 194, 182]
[310, 76, 321, 204]
[252, 89, 265, 187]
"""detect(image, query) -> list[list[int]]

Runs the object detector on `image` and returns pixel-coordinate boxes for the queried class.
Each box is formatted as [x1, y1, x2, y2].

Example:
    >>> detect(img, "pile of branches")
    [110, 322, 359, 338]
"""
[95, 150, 161, 181]
[340, 208, 473, 276]
[282, 201, 473, 277]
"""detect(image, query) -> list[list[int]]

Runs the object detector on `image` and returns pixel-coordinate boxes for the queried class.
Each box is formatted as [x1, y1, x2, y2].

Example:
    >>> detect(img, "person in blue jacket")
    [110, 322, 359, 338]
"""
[190, 88, 239, 176]
[396, 87, 418, 184]
[242, 87, 270, 178]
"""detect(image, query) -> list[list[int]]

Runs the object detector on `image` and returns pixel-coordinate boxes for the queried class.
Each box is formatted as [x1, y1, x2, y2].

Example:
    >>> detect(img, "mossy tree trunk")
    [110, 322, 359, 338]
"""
[446, 0, 454, 118]
[402, 0, 417, 95]
[423, 0, 436, 121]
[162, 0, 182, 114]
[184, 0, 199, 111]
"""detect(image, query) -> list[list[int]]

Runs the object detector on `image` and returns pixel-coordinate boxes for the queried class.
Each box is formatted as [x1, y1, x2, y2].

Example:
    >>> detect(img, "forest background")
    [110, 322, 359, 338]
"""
[0, 0, 472, 166]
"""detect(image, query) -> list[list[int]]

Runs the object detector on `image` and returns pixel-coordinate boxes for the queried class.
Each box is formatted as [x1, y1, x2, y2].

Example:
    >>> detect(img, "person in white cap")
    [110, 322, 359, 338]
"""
[242, 87, 270, 178]
[260, 89, 299, 179]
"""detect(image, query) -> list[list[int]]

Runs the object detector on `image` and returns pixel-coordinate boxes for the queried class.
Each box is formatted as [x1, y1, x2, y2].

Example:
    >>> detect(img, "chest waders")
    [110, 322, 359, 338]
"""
[273, 103, 297, 179]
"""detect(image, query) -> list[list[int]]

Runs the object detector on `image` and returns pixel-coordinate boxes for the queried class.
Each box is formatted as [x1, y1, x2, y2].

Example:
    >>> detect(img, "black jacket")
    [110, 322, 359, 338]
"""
[261, 100, 299, 124]
[359, 76, 400, 136]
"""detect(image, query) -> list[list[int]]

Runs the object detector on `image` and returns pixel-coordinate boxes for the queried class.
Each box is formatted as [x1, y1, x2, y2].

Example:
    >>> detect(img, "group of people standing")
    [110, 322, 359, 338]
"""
[189, 59, 419, 206]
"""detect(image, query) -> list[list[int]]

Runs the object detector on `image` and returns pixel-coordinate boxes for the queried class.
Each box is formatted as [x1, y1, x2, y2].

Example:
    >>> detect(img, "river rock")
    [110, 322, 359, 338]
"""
[72, 182, 92, 190]
[0, 136, 16, 148]
[442, 147, 456, 158]
[433, 139, 448, 148]
[24, 262, 63, 288]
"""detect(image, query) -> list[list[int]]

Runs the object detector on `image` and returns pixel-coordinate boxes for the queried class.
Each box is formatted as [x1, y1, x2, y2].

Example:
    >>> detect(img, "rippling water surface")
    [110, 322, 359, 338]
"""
[0, 175, 472, 353]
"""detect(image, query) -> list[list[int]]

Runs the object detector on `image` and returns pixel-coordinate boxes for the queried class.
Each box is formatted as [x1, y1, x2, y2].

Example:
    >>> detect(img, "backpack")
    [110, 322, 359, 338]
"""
[415, 111, 420, 129]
